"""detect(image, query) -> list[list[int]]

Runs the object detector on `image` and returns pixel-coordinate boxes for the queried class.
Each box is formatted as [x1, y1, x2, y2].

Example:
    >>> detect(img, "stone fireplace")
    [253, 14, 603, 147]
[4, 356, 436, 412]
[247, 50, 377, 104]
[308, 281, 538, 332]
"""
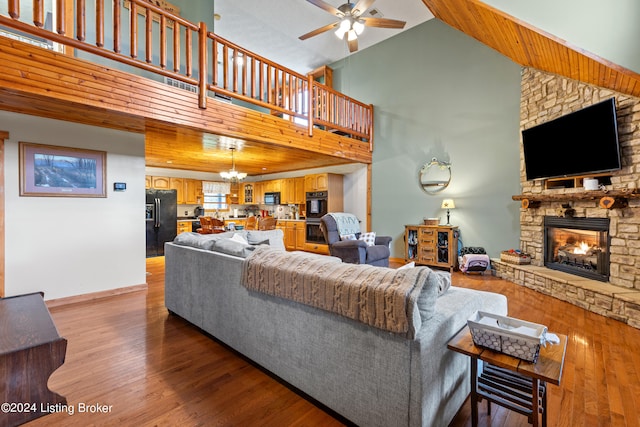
[544, 217, 609, 282]
[492, 67, 640, 329]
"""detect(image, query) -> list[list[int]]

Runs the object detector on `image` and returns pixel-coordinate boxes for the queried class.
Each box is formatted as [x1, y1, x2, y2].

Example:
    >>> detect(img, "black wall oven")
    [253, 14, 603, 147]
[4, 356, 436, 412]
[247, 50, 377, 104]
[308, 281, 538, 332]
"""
[305, 191, 328, 243]
[305, 191, 328, 219]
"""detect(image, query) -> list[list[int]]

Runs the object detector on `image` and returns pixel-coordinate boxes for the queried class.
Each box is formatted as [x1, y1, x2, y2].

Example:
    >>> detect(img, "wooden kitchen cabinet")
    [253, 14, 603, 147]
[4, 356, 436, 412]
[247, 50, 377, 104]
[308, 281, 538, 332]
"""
[304, 173, 340, 193]
[151, 176, 171, 190]
[254, 182, 264, 204]
[282, 220, 306, 251]
[184, 179, 203, 204]
[145, 175, 152, 189]
[177, 221, 192, 234]
[169, 178, 184, 204]
[405, 225, 459, 272]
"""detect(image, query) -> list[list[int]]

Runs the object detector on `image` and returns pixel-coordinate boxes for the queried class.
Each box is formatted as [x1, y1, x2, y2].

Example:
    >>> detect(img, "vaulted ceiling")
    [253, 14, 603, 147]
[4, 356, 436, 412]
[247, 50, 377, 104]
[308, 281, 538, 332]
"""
[421, 0, 640, 98]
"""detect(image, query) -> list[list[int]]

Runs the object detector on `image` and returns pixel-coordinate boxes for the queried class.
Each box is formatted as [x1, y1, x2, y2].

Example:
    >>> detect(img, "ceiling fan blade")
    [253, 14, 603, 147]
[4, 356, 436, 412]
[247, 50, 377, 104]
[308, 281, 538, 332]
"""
[299, 22, 339, 40]
[352, 0, 376, 16]
[348, 37, 358, 53]
[361, 17, 406, 29]
[305, 0, 343, 17]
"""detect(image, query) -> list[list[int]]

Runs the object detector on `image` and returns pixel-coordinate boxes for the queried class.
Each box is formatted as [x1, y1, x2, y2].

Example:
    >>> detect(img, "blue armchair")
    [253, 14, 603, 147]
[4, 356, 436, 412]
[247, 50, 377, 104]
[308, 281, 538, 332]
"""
[320, 213, 392, 267]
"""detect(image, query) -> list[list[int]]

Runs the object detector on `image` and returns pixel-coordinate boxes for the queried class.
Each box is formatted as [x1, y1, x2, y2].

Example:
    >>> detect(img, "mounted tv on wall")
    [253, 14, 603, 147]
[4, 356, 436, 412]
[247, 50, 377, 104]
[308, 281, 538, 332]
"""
[522, 98, 621, 181]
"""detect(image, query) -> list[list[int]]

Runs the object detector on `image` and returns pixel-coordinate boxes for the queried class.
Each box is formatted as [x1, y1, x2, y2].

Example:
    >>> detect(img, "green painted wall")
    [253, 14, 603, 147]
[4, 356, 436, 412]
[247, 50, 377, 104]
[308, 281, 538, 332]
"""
[485, 0, 640, 74]
[331, 20, 523, 258]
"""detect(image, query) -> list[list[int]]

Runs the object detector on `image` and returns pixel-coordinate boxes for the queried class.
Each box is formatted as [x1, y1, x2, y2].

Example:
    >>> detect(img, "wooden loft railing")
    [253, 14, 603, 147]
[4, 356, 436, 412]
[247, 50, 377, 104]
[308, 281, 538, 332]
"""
[0, 0, 374, 149]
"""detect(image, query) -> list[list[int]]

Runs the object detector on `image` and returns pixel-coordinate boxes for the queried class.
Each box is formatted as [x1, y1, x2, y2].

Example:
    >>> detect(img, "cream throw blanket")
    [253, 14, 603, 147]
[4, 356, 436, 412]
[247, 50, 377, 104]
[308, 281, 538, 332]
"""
[242, 247, 433, 338]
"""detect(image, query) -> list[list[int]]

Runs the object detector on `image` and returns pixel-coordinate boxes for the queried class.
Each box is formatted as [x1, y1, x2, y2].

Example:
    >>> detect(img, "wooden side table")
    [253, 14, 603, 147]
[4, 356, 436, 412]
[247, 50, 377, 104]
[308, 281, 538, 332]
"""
[0, 293, 67, 426]
[447, 326, 567, 427]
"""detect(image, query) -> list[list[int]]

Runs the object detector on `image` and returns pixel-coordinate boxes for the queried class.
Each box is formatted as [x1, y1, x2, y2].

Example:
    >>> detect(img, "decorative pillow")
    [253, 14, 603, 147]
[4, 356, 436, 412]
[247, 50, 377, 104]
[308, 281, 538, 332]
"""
[358, 232, 376, 246]
[230, 233, 249, 245]
[246, 229, 285, 251]
[340, 233, 357, 241]
[212, 238, 256, 258]
[398, 261, 415, 270]
[173, 231, 234, 251]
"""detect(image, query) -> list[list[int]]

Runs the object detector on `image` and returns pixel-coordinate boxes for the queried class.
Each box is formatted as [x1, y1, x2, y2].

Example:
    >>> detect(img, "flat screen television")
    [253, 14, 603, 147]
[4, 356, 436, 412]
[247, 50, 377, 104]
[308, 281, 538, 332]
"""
[522, 97, 621, 180]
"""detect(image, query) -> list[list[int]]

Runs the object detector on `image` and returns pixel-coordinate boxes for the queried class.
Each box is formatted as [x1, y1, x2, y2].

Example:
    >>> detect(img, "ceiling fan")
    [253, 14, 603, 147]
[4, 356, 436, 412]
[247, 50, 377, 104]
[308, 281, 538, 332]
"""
[299, 0, 406, 53]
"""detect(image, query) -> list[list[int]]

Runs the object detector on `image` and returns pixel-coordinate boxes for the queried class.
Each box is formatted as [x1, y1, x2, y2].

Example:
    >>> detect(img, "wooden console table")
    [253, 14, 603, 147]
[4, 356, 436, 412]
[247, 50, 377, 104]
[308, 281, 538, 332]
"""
[448, 326, 567, 427]
[0, 293, 67, 427]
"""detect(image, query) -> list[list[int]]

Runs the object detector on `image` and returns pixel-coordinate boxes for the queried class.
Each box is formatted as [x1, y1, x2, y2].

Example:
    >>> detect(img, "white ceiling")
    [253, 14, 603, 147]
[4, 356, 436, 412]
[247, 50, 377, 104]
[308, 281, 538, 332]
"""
[213, 0, 434, 74]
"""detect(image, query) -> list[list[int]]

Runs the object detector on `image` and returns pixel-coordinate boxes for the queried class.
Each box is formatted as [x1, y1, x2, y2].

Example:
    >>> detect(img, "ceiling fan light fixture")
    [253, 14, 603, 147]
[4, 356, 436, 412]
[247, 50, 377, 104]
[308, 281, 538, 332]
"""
[353, 19, 365, 35]
[347, 29, 357, 42]
[335, 26, 347, 40]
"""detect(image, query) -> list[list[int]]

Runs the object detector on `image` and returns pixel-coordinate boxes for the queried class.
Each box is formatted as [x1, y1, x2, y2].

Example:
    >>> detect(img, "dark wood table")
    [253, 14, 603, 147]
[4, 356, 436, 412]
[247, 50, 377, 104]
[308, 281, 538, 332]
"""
[448, 326, 567, 427]
[0, 293, 67, 427]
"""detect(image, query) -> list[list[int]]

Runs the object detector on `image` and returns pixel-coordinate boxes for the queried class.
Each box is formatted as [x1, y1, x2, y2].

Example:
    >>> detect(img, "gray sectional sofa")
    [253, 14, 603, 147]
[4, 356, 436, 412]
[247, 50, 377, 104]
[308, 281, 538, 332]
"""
[164, 231, 507, 427]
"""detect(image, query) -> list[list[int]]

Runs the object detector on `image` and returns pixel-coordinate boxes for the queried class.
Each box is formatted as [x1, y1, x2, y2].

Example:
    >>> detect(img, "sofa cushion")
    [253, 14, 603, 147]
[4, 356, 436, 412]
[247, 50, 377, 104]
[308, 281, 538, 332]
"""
[172, 232, 234, 251]
[246, 229, 285, 251]
[212, 237, 257, 258]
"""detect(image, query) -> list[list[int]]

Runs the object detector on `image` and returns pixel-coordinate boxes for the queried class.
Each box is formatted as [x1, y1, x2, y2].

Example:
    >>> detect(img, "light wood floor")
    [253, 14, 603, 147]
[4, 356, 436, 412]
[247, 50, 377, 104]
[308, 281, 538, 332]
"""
[26, 257, 640, 427]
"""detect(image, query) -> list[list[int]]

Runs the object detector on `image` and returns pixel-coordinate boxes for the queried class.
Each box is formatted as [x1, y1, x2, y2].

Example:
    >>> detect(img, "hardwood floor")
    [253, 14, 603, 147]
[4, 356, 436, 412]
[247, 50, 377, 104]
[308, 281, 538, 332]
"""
[25, 258, 640, 427]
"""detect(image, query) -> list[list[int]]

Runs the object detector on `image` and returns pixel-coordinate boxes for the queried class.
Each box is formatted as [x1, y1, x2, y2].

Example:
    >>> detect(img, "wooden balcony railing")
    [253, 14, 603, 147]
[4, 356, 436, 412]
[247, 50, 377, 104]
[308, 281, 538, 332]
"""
[0, 0, 374, 149]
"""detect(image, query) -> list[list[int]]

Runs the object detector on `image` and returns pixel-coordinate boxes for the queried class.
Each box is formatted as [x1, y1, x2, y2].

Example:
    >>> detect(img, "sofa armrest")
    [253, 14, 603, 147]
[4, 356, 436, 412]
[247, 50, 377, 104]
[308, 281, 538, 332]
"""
[375, 235, 392, 247]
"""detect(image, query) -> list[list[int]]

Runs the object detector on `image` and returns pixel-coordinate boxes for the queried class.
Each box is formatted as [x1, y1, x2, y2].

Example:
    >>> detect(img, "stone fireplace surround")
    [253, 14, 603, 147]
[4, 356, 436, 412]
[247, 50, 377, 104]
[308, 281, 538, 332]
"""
[492, 68, 640, 329]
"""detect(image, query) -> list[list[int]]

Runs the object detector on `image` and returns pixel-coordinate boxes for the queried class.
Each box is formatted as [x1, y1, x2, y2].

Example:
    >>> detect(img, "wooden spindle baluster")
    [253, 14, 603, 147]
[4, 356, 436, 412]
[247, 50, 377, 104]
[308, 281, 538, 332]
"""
[76, 0, 86, 41]
[185, 28, 192, 77]
[113, 0, 120, 53]
[258, 61, 264, 102]
[56, 0, 65, 35]
[145, 8, 152, 63]
[211, 39, 218, 85]
[96, 0, 104, 47]
[33, 0, 44, 27]
[222, 45, 228, 90]
[8, 0, 19, 19]
[251, 56, 256, 98]
[159, 16, 166, 69]
[173, 24, 180, 73]
[232, 50, 238, 93]
[130, 1, 137, 58]
[242, 52, 247, 96]
[198, 22, 207, 109]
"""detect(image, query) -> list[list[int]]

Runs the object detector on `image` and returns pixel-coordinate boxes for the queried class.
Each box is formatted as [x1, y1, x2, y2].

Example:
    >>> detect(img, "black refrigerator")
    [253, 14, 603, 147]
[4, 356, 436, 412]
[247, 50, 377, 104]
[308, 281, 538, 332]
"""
[145, 189, 177, 257]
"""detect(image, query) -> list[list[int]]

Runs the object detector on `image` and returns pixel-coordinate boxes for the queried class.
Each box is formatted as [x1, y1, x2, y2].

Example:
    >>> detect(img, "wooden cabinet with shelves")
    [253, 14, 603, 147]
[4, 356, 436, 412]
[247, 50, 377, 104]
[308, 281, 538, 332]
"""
[241, 183, 253, 204]
[405, 225, 458, 272]
[147, 176, 202, 205]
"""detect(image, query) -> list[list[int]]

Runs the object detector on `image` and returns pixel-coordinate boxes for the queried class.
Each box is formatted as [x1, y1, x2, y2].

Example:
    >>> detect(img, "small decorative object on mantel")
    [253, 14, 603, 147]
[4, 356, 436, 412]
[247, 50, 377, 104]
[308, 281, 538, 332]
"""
[555, 203, 575, 218]
[500, 249, 531, 265]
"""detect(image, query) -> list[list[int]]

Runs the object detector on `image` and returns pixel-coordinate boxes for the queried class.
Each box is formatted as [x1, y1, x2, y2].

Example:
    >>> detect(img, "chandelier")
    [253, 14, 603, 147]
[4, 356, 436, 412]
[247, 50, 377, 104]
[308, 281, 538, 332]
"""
[220, 148, 247, 182]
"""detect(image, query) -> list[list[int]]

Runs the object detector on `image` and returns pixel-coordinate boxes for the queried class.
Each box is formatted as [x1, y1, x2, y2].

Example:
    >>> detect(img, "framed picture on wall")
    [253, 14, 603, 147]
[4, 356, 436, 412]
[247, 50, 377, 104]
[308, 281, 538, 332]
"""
[19, 142, 107, 197]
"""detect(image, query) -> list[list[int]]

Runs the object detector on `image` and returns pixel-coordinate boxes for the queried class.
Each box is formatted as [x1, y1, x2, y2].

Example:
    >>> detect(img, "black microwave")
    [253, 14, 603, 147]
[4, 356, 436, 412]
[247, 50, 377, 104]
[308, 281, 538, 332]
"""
[264, 192, 281, 205]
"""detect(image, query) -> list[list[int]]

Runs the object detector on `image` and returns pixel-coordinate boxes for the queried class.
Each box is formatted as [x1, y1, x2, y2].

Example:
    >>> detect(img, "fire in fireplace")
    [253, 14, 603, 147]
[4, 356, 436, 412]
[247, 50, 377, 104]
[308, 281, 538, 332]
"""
[544, 217, 610, 282]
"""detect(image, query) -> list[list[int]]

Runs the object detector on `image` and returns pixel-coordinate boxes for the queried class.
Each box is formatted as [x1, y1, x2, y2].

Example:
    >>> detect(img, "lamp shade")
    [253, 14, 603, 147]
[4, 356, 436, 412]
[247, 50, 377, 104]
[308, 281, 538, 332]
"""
[441, 199, 455, 209]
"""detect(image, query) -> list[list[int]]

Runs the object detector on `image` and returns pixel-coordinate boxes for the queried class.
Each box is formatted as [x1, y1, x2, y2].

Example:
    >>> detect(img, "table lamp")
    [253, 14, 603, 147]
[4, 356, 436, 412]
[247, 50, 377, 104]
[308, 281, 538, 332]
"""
[441, 199, 455, 225]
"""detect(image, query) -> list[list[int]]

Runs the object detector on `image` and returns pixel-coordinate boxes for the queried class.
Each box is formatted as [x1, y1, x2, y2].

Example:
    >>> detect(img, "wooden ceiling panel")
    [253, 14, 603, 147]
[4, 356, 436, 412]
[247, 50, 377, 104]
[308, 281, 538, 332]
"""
[422, 0, 640, 98]
[144, 122, 354, 175]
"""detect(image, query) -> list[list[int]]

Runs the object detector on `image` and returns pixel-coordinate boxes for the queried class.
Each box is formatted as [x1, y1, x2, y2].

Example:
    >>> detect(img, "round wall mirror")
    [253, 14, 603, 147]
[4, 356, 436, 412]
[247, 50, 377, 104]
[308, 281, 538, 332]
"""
[419, 158, 451, 194]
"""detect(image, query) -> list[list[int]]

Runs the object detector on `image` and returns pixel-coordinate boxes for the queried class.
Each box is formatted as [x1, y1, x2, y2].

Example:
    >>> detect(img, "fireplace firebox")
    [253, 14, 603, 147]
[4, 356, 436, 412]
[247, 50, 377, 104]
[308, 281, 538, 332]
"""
[544, 217, 610, 282]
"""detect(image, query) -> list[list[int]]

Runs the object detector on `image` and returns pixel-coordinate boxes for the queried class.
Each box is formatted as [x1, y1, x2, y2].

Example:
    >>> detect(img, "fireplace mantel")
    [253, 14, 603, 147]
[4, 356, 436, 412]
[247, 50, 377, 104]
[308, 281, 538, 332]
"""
[513, 190, 640, 209]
